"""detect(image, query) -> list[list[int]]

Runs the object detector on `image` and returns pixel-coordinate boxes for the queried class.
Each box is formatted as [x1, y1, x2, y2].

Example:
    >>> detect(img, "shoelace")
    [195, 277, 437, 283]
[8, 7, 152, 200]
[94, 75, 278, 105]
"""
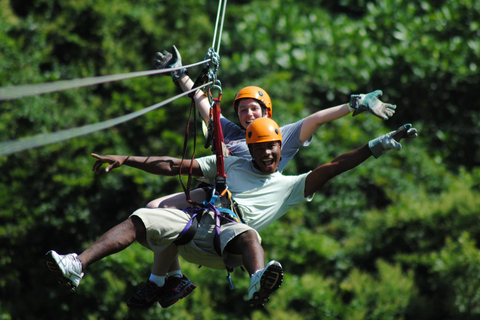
[135, 282, 160, 300]
[165, 277, 185, 293]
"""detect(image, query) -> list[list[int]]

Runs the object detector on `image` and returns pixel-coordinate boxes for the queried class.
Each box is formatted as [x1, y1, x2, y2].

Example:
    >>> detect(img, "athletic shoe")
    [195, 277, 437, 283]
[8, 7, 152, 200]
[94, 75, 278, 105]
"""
[159, 275, 197, 308]
[44, 250, 84, 293]
[127, 280, 164, 309]
[248, 260, 283, 308]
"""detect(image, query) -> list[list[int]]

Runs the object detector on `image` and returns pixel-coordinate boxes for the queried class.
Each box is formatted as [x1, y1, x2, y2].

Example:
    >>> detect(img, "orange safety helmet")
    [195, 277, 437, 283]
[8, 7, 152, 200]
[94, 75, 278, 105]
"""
[233, 86, 272, 118]
[246, 118, 282, 144]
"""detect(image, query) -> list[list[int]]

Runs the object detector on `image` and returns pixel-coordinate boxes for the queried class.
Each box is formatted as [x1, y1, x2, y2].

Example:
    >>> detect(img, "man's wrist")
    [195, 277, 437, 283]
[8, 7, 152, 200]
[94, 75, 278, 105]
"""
[347, 102, 355, 113]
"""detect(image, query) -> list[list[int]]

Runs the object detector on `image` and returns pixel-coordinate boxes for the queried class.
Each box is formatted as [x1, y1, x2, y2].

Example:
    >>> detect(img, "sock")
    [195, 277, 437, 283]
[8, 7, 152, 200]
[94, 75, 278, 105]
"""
[252, 269, 262, 276]
[149, 274, 165, 287]
[73, 255, 84, 272]
[168, 270, 183, 278]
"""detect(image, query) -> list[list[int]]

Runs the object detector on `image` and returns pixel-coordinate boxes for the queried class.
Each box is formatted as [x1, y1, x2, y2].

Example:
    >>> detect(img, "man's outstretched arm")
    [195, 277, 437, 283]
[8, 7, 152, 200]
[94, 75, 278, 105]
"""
[91, 154, 203, 176]
[303, 145, 372, 197]
[303, 124, 417, 197]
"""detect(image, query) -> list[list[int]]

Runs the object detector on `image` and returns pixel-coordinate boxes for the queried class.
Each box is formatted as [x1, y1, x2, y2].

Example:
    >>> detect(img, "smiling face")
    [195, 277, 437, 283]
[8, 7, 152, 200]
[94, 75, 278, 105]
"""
[248, 140, 282, 174]
[236, 98, 267, 129]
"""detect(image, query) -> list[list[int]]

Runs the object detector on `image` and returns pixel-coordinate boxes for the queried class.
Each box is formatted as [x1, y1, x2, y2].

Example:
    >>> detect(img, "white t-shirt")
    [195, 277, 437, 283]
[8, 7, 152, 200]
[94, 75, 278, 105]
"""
[196, 155, 313, 231]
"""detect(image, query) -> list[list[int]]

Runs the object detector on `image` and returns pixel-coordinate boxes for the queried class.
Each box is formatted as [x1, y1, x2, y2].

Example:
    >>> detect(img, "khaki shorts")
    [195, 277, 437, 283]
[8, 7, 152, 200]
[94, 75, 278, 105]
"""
[130, 208, 261, 270]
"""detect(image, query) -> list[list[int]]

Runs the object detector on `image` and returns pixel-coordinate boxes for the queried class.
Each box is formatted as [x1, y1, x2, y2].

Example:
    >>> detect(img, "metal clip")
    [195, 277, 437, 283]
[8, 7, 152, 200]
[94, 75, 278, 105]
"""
[226, 272, 235, 291]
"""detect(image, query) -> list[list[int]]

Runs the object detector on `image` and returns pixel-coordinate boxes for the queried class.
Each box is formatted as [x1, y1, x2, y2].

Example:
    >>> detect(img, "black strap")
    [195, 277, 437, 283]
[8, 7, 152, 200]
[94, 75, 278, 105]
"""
[188, 67, 209, 99]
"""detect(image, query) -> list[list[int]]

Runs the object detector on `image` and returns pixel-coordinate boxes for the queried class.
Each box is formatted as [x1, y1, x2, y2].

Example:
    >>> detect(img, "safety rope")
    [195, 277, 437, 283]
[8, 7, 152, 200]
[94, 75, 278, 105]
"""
[178, 95, 201, 206]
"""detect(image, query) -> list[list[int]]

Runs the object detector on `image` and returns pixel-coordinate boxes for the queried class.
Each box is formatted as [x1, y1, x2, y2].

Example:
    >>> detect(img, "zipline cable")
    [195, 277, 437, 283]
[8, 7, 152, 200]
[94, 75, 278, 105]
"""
[0, 83, 212, 156]
[212, 0, 227, 55]
[0, 61, 208, 101]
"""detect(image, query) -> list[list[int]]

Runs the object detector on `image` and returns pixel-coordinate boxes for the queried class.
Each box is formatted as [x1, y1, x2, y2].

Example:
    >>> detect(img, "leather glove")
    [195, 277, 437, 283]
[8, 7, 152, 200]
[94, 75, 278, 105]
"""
[350, 90, 397, 120]
[153, 45, 187, 82]
[368, 123, 418, 158]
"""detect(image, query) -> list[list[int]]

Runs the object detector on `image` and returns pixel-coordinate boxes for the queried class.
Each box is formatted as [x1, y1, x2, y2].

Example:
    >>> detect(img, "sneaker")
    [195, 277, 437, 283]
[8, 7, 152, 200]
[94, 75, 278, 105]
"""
[44, 250, 84, 293]
[158, 275, 197, 308]
[127, 280, 164, 309]
[248, 260, 283, 308]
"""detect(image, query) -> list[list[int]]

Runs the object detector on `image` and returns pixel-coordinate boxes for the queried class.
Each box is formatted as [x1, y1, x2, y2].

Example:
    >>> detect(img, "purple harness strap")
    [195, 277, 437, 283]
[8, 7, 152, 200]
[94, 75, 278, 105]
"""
[174, 203, 238, 256]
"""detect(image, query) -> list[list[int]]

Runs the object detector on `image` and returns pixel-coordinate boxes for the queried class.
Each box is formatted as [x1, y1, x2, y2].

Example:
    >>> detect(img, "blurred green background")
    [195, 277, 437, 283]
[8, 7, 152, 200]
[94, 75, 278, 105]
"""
[1, 0, 480, 319]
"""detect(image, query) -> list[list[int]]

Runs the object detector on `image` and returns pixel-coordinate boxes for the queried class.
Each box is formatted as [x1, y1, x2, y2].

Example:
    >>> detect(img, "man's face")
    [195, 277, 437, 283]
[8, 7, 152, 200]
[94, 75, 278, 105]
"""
[249, 141, 282, 174]
[237, 99, 266, 129]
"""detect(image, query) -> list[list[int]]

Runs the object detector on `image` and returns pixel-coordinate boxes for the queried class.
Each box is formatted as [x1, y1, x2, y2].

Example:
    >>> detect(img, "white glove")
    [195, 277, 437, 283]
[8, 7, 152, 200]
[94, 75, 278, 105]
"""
[369, 124, 418, 158]
[153, 45, 187, 82]
[350, 90, 397, 120]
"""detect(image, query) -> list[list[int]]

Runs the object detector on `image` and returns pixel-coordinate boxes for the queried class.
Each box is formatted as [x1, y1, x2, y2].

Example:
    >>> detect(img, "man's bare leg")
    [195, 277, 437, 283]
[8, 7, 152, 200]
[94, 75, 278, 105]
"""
[45, 216, 148, 293]
[78, 216, 145, 269]
[226, 230, 284, 308]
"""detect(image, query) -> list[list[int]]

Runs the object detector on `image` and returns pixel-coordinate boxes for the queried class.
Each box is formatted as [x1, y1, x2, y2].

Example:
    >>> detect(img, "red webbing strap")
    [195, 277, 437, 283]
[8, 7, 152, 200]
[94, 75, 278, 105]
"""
[212, 94, 226, 192]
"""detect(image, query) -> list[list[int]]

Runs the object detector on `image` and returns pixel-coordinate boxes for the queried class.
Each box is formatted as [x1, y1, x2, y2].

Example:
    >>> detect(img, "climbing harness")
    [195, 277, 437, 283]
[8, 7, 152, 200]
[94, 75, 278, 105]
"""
[173, 187, 244, 290]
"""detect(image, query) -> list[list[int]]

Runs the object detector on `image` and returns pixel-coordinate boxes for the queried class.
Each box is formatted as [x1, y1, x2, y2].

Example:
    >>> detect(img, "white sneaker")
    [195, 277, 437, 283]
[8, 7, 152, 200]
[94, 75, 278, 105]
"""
[45, 250, 84, 292]
[248, 260, 283, 308]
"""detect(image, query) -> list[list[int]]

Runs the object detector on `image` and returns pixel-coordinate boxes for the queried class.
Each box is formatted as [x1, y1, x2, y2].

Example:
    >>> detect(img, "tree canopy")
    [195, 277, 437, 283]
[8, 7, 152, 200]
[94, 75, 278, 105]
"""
[1, 0, 479, 319]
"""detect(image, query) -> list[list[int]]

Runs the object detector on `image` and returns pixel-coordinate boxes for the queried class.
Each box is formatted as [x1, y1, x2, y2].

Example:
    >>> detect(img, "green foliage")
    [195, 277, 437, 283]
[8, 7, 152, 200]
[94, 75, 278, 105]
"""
[341, 260, 416, 320]
[1, 0, 479, 319]
[430, 232, 480, 315]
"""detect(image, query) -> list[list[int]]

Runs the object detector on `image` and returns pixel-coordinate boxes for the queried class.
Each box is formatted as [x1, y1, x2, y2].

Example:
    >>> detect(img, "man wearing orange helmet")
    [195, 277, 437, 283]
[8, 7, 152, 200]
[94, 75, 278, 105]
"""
[45, 118, 417, 310]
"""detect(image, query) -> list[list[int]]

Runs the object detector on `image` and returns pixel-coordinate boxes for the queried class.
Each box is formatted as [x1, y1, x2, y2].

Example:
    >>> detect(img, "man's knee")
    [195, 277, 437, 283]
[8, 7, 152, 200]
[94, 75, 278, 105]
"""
[130, 216, 146, 242]
[146, 199, 160, 208]
[226, 230, 258, 253]
[240, 230, 258, 241]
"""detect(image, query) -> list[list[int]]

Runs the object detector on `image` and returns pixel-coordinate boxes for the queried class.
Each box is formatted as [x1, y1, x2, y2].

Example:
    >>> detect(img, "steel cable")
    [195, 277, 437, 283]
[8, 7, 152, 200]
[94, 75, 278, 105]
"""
[0, 61, 207, 101]
[0, 83, 212, 156]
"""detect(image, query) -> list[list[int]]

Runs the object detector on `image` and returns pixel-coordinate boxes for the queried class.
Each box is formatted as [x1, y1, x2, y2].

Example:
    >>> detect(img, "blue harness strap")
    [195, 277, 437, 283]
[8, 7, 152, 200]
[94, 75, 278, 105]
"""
[203, 196, 242, 257]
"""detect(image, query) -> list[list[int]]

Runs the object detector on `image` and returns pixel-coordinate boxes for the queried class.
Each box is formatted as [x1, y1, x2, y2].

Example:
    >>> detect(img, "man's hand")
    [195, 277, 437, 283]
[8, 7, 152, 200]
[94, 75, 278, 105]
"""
[91, 153, 128, 174]
[153, 45, 187, 82]
[391, 123, 418, 142]
[368, 124, 418, 158]
[350, 90, 397, 120]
